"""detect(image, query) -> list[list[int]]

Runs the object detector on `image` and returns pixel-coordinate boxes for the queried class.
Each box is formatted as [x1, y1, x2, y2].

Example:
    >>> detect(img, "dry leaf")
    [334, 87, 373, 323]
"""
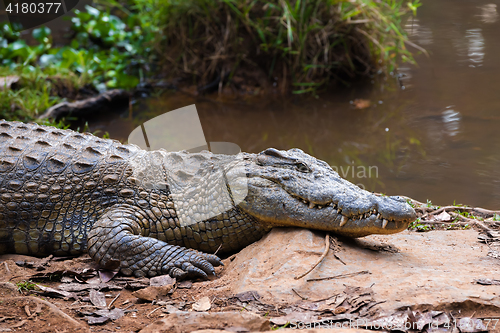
[150, 275, 175, 287]
[89, 290, 107, 308]
[432, 211, 452, 222]
[192, 296, 211, 312]
[352, 99, 371, 109]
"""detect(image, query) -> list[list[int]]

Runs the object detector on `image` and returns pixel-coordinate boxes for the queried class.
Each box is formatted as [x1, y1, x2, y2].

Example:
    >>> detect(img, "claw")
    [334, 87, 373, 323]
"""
[204, 253, 223, 267]
[182, 262, 208, 278]
[169, 267, 187, 279]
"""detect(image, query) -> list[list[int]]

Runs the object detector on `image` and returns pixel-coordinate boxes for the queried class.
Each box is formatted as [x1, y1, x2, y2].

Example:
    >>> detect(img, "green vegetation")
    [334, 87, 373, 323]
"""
[408, 218, 434, 232]
[0, 5, 157, 121]
[142, 0, 421, 94]
[1, 0, 421, 122]
[16, 280, 38, 293]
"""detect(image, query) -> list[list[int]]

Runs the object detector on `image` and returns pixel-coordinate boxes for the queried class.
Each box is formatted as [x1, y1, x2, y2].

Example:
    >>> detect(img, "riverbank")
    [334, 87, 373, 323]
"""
[0, 0, 421, 126]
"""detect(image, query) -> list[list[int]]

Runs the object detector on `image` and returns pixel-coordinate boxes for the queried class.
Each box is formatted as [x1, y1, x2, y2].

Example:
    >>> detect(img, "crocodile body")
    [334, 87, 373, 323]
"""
[0, 120, 416, 278]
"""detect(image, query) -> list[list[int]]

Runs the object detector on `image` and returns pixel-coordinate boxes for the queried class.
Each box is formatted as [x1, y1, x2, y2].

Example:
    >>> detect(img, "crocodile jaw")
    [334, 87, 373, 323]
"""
[234, 148, 416, 237]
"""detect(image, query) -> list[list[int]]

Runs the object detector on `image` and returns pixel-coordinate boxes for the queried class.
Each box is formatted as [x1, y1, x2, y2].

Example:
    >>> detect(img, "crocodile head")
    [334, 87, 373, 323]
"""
[232, 148, 416, 237]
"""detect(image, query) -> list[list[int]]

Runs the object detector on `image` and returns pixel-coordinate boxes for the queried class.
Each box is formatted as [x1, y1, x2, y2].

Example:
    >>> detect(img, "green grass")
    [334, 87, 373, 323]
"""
[16, 280, 38, 293]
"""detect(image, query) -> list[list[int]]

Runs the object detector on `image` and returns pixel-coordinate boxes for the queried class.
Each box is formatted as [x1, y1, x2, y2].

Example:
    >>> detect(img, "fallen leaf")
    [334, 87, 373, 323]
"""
[85, 316, 109, 325]
[94, 308, 124, 321]
[89, 290, 107, 308]
[34, 284, 79, 300]
[150, 275, 175, 287]
[234, 291, 260, 302]
[98, 270, 118, 283]
[352, 99, 371, 109]
[192, 296, 211, 312]
[58, 283, 122, 292]
[432, 211, 452, 222]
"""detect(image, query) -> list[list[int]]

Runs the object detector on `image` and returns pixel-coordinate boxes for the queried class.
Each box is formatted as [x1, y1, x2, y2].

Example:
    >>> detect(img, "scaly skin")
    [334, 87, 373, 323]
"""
[0, 120, 416, 278]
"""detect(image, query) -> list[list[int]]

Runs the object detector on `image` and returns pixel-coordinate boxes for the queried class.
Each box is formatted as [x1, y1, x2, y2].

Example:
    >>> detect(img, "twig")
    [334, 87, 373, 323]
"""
[295, 233, 330, 280]
[147, 306, 163, 318]
[3, 262, 10, 273]
[108, 292, 121, 310]
[421, 206, 475, 219]
[213, 243, 223, 256]
[448, 212, 493, 232]
[291, 288, 308, 300]
[334, 254, 346, 265]
[306, 270, 370, 282]
[123, 303, 134, 311]
[311, 293, 340, 303]
[12, 296, 83, 327]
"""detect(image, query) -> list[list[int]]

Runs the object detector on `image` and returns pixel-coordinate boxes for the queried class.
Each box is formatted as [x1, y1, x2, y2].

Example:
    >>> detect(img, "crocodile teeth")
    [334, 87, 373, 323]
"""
[377, 213, 381, 219]
[302, 200, 308, 204]
[382, 219, 388, 229]
[340, 216, 348, 227]
[317, 205, 323, 209]
[309, 202, 315, 209]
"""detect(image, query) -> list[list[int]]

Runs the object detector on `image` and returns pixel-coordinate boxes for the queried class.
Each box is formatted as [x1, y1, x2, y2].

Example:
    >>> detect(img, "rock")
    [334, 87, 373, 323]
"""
[131, 274, 175, 301]
[139, 312, 269, 333]
[132, 285, 174, 302]
[0, 282, 18, 297]
[219, 228, 500, 314]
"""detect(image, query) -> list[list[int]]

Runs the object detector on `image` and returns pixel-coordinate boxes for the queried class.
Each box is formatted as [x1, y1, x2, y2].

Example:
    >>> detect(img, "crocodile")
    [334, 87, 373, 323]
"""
[0, 120, 416, 279]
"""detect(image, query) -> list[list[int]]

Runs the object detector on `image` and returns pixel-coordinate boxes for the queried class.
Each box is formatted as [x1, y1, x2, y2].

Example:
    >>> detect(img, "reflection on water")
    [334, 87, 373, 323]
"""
[405, 18, 434, 46]
[89, 0, 500, 209]
[465, 28, 484, 67]
[441, 107, 461, 137]
[477, 4, 498, 24]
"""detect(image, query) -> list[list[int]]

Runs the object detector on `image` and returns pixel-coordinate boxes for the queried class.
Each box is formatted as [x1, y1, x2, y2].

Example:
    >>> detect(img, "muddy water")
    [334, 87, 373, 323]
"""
[90, 0, 500, 209]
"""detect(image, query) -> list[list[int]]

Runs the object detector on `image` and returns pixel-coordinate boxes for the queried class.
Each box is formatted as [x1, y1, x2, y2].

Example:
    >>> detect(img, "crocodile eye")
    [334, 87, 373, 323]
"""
[296, 162, 310, 173]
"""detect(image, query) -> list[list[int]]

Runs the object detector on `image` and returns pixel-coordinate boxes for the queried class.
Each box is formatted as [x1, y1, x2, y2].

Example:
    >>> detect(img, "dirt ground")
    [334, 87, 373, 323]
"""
[1, 227, 500, 333]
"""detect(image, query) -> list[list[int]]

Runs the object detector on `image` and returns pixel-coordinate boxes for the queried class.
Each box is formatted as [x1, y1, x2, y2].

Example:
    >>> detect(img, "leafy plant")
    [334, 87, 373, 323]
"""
[408, 218, 434, 232]
[16, 280, 38, 293]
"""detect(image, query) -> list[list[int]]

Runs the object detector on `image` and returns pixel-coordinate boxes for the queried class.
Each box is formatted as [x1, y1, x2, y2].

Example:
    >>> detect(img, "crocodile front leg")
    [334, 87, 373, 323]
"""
[87, 206, 222, 278]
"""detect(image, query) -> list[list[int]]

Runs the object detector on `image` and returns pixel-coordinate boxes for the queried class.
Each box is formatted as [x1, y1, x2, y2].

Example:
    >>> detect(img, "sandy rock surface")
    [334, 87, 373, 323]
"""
[1, 227, 499, 332]
[221, 228, 500, 314]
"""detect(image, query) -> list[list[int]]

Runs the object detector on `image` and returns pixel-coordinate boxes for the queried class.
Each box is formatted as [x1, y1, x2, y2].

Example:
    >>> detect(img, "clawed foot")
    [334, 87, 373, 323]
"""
[164, 249, 223, 279]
